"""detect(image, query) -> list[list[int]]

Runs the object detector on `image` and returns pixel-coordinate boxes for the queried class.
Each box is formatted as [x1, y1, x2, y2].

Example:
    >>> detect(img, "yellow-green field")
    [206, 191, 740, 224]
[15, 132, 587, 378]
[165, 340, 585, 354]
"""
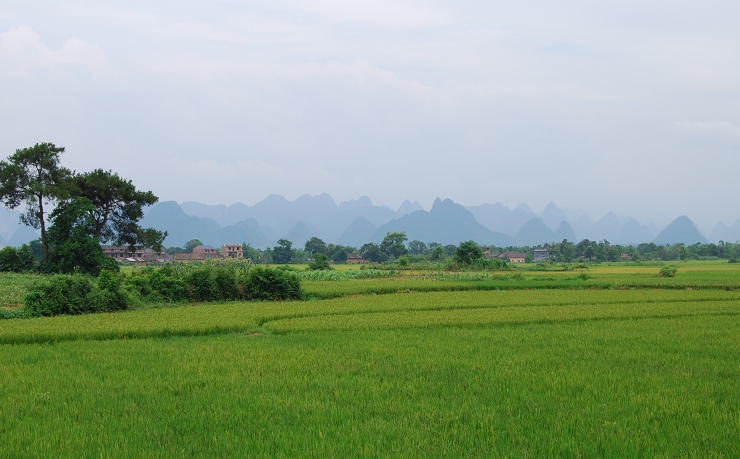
[1, 261, 739, 457]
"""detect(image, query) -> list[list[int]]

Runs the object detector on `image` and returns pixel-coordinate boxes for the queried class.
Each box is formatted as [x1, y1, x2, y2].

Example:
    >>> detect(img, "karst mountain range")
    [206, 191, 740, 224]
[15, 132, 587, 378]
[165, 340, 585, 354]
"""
[1, 193, 735, 249]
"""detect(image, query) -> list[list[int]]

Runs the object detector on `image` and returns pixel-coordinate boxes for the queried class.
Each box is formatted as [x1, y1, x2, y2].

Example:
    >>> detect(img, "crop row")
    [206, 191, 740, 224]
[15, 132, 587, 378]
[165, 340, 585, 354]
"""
[2, 289, 738, 345]
[264, 299, 739, 334]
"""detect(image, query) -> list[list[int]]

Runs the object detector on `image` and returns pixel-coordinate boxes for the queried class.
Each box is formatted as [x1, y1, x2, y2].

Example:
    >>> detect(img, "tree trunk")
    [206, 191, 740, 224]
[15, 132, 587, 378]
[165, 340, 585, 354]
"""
[38, 194, 49, 263]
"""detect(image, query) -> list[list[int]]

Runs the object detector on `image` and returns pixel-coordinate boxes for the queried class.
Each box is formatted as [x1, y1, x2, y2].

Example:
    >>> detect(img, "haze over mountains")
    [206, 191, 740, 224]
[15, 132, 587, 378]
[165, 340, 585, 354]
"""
[133, 194, 729, 249]
[0, 194, 732, 249]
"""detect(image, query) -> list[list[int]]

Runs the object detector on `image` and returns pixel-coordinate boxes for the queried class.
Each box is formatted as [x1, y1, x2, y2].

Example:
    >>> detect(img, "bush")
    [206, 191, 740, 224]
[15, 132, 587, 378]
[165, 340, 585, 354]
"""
[0, 245, 36, 273]
[245, 267, 302, 301]
[23, 270, 130, 317]
[658, 266, 677, 278]
[307, 253, 332, 271]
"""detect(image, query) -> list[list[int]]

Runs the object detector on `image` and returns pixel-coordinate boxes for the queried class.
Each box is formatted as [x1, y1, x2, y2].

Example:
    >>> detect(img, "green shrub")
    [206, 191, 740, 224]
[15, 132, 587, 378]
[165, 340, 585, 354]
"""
[24, 275, 94, 316]
[245, 267, 301, 301]
[184, 269, 218, 302]
[658, 266, 677, 277]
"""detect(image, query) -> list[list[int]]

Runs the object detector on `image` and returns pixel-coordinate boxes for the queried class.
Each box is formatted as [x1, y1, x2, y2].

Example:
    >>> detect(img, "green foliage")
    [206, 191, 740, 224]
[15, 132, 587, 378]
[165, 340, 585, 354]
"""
[430, 245, 445, 261]
[184, 239, 203, 253]
[44, 197, 110, 275]
[307, 253, 332, 271]
[380, 232, 408, 259]
[658, 266, 677, 277]
[22, 271, 129, 317]
[68, 169, 165, 252]
[0, 244, 36, 272]
[454, 240, 483, 265]
[0, 142, 71, 262]
[397, 255, 410, 267]
[304, 237, 327, 255]
[360, 242, 385, 263]
[272, 238, 294, 264]
[244, 266, 302, 301]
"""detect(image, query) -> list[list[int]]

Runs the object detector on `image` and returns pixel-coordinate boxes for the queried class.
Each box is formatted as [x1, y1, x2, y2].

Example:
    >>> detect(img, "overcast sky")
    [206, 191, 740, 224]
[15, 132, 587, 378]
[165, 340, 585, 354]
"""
[1, 1, 738, 231]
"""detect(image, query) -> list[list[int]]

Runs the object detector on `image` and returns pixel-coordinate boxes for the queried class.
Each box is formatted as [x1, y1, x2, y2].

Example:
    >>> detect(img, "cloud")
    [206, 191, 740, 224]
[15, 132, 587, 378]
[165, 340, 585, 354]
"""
[678, 121, 740, 144]
[0, 25, 115, 79]
[283, 0, 453, 29]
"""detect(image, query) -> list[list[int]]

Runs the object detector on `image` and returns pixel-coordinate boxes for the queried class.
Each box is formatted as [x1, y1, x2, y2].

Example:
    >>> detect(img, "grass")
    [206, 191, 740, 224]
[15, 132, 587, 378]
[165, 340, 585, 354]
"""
[1, 261, 739, 456]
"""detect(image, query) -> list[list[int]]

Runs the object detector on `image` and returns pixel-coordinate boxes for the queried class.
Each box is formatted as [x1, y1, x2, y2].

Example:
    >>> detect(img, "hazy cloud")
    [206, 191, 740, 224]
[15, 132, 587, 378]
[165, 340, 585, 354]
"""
[1, 1, 739, 229]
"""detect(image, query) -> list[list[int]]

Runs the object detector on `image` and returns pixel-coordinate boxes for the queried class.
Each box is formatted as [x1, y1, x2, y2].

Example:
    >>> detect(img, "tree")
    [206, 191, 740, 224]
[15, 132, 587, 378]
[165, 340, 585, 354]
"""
[380, 232, 408, 259]
[454, 241, 483, 265]
[0, 244, 36, 272]
[0, 143, 71, 262]
[242, 242, 259, 261]
[304, 237, 327, 255]
[430, 245, 445, 261]
[45, 197, 114, 275]
[272, 239, 293, 264]
[68, 169, 165, 253]
[360, 242, 385, 263]
[408, 240, 427, 255]
[307, 253, 332, 270]
[331, 248, 348, 264]
[184, 239, 203, 253]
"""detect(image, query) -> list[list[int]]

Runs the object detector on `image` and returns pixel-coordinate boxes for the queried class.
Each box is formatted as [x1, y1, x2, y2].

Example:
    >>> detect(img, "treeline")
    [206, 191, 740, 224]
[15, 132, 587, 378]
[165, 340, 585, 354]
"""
[1, 261, 302, 319]
[163, 233, 740, 266]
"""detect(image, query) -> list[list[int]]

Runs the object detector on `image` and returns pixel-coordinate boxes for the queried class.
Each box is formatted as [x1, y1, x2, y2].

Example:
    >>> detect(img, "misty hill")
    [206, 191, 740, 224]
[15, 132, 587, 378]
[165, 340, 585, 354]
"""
[654, 216, 708, 245]
[140, 201, 270, 248]
[135, 194, 722, 250]
[372, 198, 513, 246]
[514, 218, 554, 246]
[553, 221, 577, 242]
[7, 225, 39, 247]
[617, 219, 655, 245]
[336, 217, 377, 248]
[709, 217, 740, 243]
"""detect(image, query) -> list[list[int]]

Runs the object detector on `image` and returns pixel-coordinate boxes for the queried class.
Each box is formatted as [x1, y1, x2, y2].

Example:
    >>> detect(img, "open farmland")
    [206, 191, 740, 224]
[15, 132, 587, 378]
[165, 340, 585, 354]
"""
[1, 262, 739, 457]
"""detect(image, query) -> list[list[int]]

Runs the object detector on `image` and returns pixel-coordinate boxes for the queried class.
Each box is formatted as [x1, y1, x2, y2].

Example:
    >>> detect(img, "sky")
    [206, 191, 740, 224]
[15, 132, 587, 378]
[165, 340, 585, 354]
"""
[1, 1, 739, 232]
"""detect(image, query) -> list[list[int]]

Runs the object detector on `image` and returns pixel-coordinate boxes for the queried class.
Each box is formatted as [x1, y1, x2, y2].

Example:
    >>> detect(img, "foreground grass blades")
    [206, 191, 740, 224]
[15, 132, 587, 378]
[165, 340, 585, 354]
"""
[1, 262, 740, 457]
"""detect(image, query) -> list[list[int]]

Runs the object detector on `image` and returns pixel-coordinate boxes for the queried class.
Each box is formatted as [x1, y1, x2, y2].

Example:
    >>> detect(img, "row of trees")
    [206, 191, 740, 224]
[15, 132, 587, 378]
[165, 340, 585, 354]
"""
[181, 234, 740, 266]
[0, 143, 165, 274]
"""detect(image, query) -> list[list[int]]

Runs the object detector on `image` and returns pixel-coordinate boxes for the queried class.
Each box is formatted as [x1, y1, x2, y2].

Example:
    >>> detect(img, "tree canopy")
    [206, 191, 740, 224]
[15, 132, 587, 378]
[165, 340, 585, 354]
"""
[380, 232, 408, 259]
[68, 169, 165, 253]
[45, 197, 115, 275]
[0, 143, 71, 262]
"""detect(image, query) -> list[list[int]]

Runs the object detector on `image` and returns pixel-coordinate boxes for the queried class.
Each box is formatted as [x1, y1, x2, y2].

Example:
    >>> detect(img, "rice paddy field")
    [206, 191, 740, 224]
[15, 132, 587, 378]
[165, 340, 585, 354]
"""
[1, 261, 739, 457]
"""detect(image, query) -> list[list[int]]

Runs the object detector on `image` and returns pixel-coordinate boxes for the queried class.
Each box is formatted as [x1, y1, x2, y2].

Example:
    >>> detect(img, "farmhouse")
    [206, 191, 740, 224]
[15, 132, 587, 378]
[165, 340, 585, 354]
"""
[174, 244, 244, 262]
[534, 249, 550, 262]
[101, 245, 171, 264]
[496, 251, 527, 263]
[221, 244, 243, 259]
[346, 253, 365, 264]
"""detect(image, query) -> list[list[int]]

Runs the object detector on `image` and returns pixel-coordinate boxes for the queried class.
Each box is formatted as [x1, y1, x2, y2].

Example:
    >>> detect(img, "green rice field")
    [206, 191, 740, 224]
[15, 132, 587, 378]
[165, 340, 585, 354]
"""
[1, 261, 739, 457]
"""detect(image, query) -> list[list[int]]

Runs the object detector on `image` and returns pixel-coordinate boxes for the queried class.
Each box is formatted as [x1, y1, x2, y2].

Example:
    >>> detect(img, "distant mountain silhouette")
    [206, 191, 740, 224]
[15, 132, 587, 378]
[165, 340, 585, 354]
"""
[0, 208, 22, 241]
[617, 219, 655, 245]
[373, 198, 513, 246]
[654, 216, 708, 245]
[709, 217, 740, 243]
[589, 212, 630, 243]
[396, 200, 424, 217]
[540, 203, 570, 232]
[514, 218, 555, 246]
[136, 194, 728, 250]
[337, 217, 377, 248]
[553, 221, 576, 242]
[465, 202, 510, 232]
[7, 225, 39, 246]
[141, 201, 269, 248]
